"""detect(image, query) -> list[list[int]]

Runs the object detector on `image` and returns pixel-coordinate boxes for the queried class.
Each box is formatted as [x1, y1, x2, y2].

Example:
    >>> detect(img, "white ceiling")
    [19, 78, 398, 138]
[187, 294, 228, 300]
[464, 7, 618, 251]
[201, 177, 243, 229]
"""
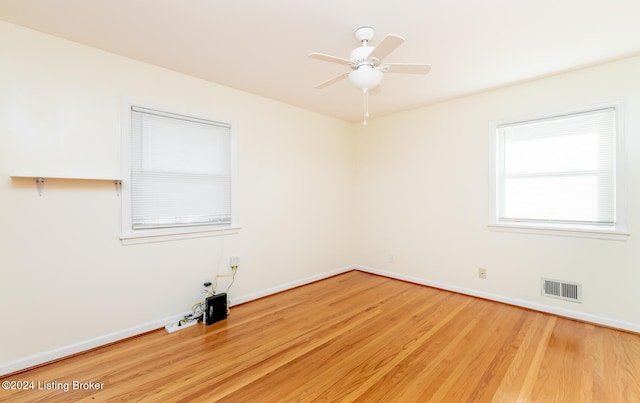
[1, 0, 640, 122]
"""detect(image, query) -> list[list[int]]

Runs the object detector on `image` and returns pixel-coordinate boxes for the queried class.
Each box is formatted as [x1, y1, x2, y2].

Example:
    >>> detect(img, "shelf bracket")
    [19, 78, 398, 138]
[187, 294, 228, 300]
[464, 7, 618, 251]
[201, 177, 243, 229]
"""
[36, 177, 45, 196]
[115, 180, 122, 196]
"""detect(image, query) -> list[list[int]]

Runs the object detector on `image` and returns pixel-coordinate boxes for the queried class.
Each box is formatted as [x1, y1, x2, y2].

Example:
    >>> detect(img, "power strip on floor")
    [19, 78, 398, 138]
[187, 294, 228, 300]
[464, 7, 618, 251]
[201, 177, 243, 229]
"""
[165, 320, 198, 333]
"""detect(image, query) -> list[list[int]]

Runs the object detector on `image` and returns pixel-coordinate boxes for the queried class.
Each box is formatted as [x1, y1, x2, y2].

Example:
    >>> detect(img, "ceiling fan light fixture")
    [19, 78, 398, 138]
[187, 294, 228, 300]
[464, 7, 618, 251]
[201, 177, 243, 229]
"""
[348, 65, 383, 90]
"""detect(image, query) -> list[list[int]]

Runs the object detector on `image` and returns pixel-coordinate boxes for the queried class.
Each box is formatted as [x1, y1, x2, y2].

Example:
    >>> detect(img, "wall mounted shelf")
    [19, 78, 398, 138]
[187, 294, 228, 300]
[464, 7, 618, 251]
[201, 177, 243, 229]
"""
[10, 174, 123, 196]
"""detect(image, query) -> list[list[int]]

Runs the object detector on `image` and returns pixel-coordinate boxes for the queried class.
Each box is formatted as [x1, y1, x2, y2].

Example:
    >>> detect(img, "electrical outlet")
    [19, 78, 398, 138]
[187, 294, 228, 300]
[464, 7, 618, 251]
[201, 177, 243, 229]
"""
[479, 268, 487, 279]
[389, 254, 395, 263]
[230, 256, 239, 268]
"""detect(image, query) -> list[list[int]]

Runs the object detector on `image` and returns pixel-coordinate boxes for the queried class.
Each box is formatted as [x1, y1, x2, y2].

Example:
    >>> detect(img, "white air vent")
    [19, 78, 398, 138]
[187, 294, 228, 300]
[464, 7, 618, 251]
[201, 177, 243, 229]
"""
[541, 278, 582, 303]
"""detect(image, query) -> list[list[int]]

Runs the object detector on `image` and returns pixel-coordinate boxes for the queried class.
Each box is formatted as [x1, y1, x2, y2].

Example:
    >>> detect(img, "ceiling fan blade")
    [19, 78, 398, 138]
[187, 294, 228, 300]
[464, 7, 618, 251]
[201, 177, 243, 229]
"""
[368, 34, 405, 62]
[315, 73, 348, 89]
[308, 52, 352, 65]
[384, 63, 431, 74]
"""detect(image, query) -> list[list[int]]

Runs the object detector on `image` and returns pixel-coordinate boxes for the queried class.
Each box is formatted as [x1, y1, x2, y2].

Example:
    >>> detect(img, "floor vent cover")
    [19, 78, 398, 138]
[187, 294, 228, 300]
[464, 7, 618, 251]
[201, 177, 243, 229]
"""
[541, 278, 582, 303]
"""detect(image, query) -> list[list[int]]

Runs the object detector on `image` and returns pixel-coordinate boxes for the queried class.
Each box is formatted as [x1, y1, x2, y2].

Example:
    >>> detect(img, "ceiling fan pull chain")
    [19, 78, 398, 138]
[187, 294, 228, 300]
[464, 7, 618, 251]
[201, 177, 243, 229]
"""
[363, 88, 369, 126]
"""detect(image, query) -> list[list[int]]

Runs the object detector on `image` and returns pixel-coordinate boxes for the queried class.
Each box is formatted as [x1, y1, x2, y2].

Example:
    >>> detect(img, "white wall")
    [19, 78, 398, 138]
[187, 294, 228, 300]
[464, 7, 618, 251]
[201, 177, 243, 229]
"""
[354, 55, 640, 329]
[0, 22, 356, 370]
[3, 19, 639, 375]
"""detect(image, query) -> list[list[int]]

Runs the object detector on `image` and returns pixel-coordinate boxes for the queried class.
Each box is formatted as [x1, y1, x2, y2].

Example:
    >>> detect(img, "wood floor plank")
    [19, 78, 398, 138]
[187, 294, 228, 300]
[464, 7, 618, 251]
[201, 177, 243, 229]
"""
[489, 310, 551, 402]
[2, 270, 640, 402]
[214, 280, 447, 402]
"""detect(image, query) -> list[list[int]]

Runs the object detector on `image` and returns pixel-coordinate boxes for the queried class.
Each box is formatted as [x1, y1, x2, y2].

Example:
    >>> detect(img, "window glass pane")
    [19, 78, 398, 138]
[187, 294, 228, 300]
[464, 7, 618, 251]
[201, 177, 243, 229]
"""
[504, 132, 600, 174]
[503, 176, 612, 223]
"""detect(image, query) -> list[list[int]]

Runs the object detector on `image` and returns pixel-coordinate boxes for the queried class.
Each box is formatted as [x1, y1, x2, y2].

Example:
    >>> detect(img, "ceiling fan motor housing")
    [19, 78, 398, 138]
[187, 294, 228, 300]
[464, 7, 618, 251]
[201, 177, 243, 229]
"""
[350, 46, 376, 65]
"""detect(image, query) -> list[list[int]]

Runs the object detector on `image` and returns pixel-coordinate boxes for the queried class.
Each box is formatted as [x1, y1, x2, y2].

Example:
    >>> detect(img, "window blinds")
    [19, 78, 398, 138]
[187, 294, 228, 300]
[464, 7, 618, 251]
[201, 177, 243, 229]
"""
[497, 107, 615, 225]
[131, 106, 232, 230]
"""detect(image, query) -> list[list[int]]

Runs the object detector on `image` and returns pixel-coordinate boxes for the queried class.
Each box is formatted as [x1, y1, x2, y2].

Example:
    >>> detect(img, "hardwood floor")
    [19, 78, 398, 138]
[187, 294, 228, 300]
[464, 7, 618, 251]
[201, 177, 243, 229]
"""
[2, 270, 640, 402]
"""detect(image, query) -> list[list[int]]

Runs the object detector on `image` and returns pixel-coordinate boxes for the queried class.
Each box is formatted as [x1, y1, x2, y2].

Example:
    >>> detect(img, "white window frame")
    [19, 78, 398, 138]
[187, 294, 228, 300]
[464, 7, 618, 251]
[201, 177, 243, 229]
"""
[488, 102, 628, 241]
[120, 98, 239, 245]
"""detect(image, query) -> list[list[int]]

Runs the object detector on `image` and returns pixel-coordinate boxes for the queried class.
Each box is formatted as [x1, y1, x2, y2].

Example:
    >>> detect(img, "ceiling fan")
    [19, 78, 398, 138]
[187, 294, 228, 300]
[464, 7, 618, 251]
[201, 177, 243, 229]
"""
[309, 26, 431, 125]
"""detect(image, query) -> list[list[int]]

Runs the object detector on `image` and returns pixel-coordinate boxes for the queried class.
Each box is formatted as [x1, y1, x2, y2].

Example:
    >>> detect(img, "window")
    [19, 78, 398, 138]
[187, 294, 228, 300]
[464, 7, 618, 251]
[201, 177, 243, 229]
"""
[489, 103, 627, 240]
[121, 101, 237, 243]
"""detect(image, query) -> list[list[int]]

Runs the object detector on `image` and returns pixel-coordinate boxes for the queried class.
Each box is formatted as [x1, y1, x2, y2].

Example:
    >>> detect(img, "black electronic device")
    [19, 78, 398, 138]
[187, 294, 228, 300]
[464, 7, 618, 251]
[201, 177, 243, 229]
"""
[205, 293, 227, 325]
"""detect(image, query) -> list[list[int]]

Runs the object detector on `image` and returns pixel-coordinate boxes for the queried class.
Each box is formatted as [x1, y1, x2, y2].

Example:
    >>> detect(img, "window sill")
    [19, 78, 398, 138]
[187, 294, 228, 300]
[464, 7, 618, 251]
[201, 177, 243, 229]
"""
[487, 223, 629, 241]
[120, 226, 241, 245]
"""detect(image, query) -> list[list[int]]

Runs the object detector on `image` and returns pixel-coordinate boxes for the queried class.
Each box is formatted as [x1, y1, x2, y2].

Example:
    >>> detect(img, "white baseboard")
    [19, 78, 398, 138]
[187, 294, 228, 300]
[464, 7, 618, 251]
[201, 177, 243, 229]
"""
[354, 264, 640, 334]
[230, 265, 354, 306]
[0, 265, 354, 377]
